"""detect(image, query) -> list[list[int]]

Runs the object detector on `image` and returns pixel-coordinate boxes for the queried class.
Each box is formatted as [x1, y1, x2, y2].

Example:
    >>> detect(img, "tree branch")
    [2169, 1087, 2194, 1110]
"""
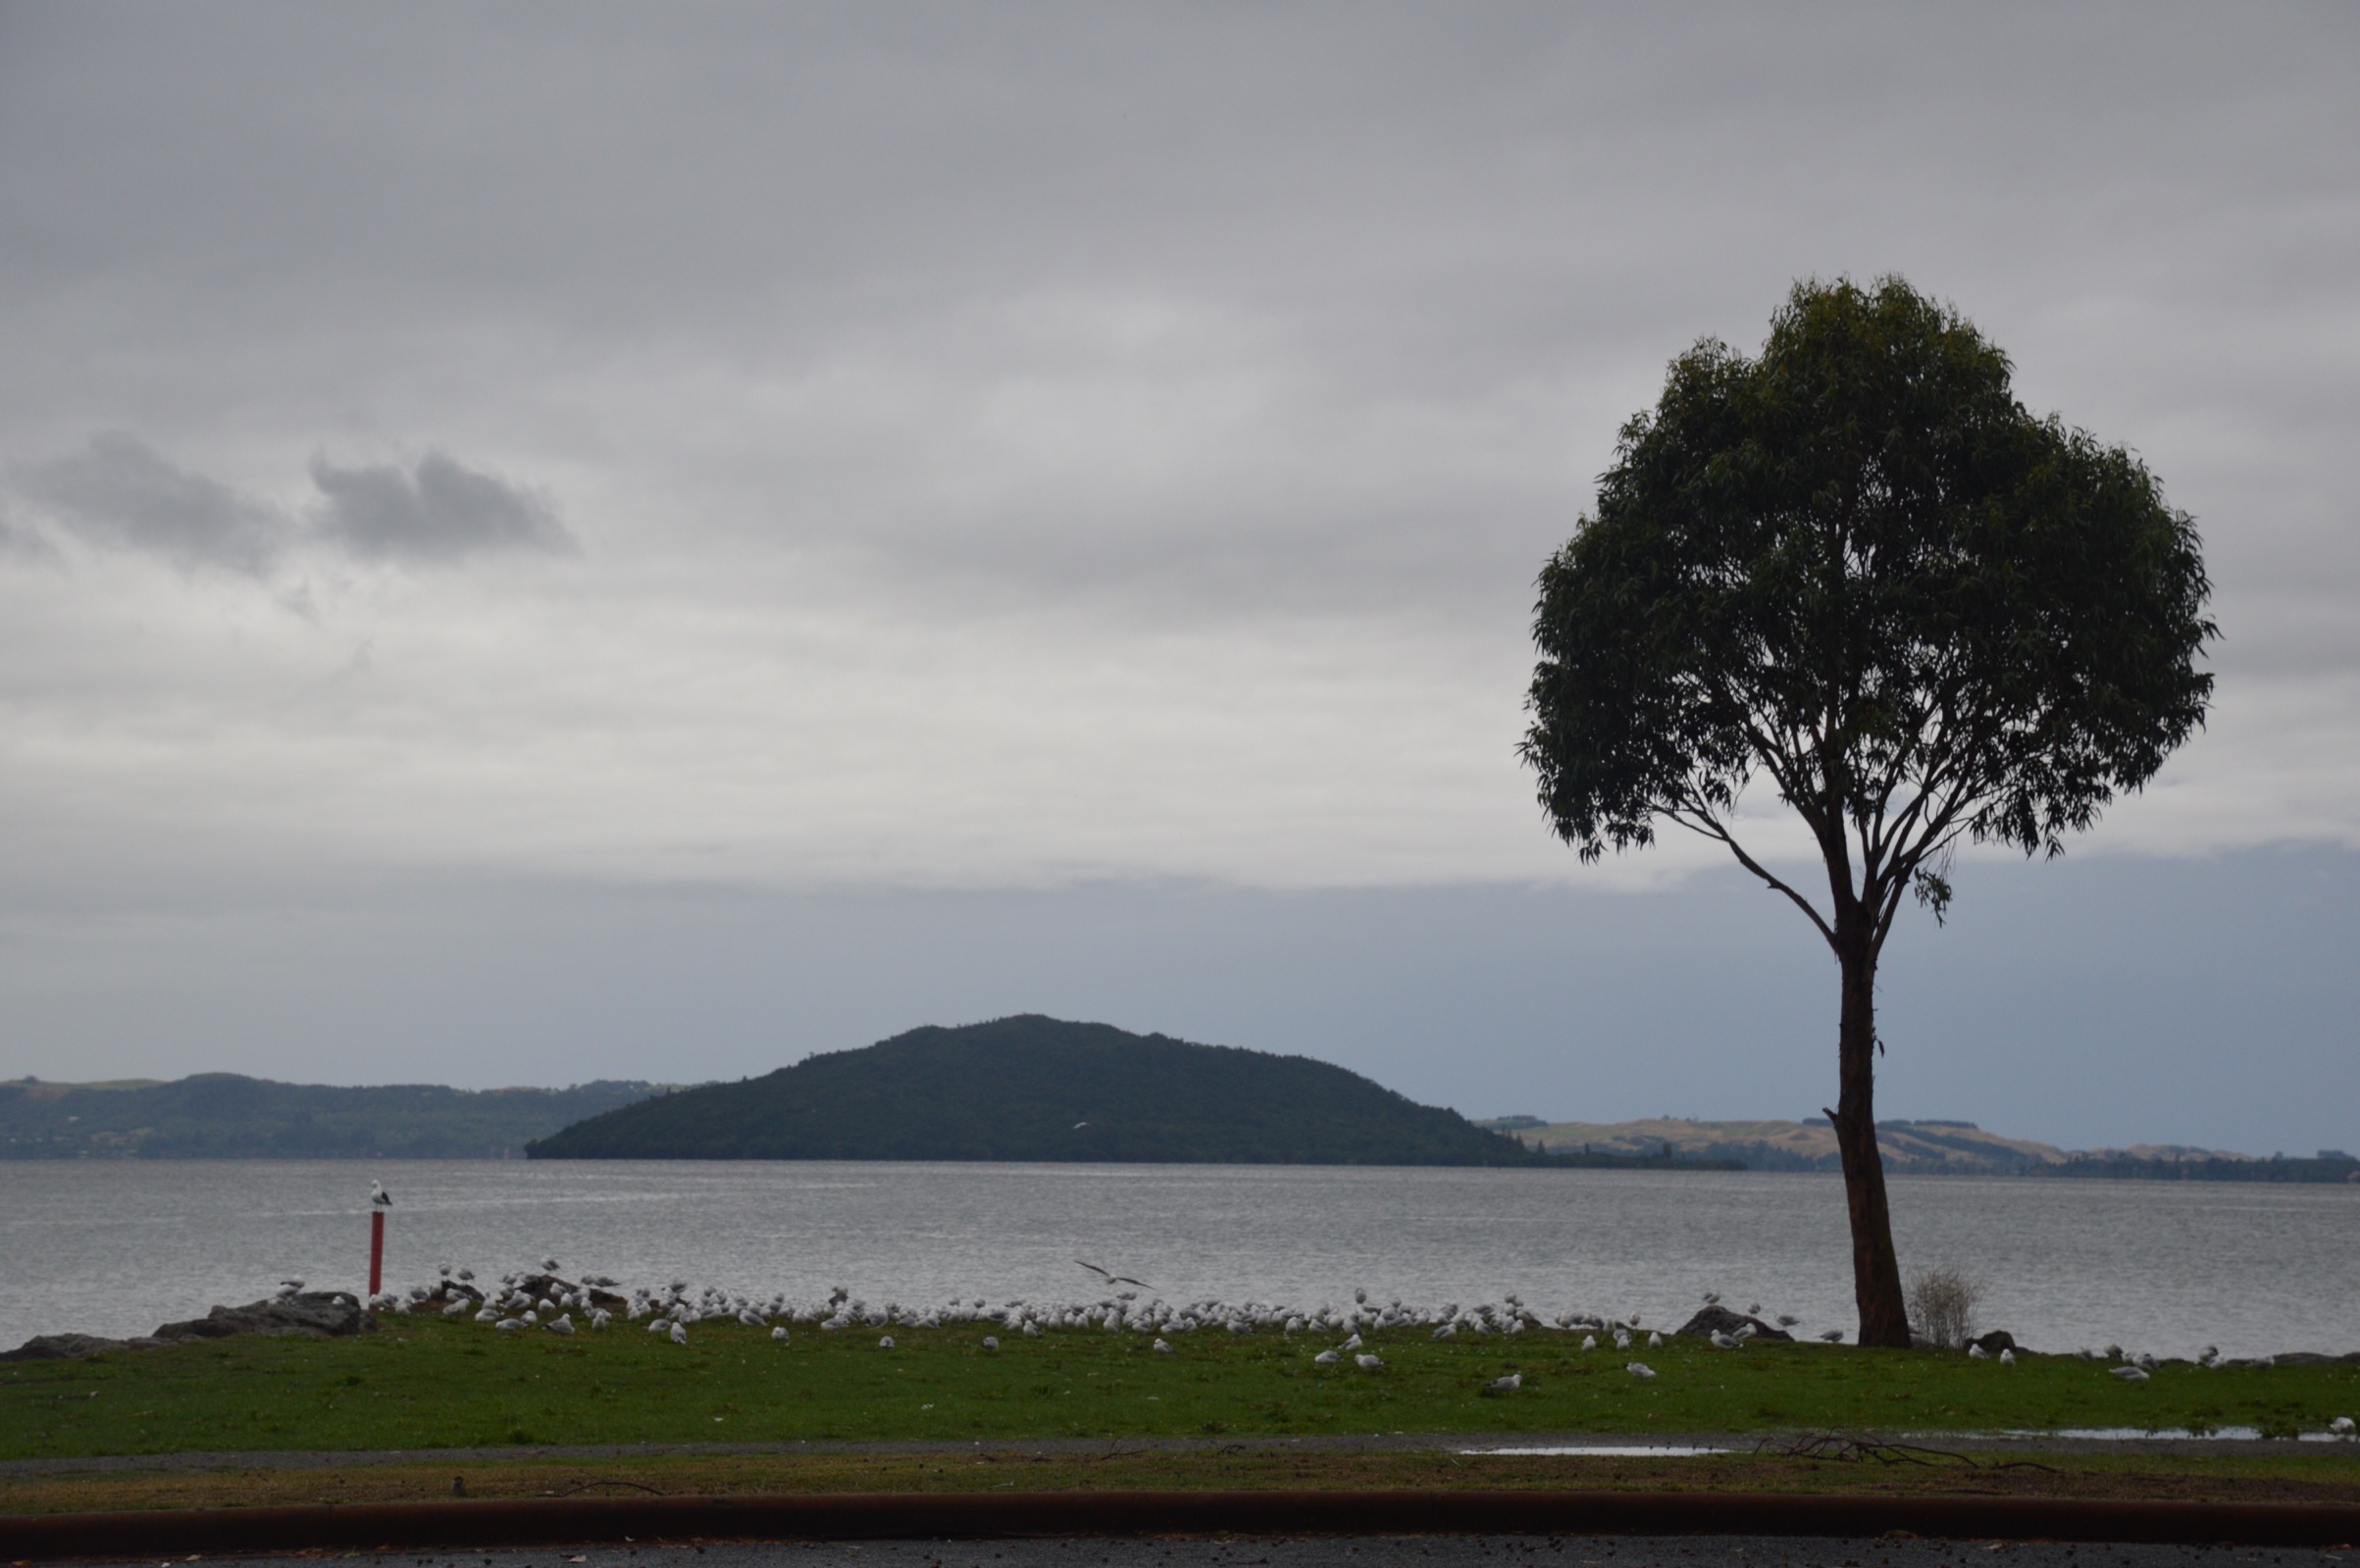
[1667, 798, 1838, 948]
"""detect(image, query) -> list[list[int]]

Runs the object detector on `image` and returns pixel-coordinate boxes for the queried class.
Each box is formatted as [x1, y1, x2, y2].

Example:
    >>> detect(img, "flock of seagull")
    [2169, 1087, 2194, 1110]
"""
[363, 1262, 1875, 1390]
[351, 1263, 2351, 1428]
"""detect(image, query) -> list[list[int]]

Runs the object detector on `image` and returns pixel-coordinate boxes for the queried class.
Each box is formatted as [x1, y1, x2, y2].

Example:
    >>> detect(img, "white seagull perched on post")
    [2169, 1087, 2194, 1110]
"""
[370, 1181, 392, 1208]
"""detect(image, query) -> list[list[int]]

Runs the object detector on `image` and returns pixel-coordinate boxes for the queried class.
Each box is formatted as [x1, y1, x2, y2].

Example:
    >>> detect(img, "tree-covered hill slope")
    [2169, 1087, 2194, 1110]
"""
[0, 1074, 663, 1159]
[527, 1015, 1550, 1165]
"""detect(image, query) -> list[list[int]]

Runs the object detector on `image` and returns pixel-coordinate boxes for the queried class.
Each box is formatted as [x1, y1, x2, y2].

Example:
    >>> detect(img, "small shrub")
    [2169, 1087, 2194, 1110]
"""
[1905, 1265, 1984, 1350]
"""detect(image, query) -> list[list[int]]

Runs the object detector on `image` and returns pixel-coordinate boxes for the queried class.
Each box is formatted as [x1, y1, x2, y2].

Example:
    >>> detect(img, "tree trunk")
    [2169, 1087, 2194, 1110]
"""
[1832, 924, 1912, 1346]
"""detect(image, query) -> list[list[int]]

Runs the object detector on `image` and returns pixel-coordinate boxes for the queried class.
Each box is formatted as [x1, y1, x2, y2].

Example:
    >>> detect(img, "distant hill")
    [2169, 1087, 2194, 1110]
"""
[1486, 1116, 2359, 1183]
[0, 1074, 666, 1159]
[529, 1015, 1617, 1166]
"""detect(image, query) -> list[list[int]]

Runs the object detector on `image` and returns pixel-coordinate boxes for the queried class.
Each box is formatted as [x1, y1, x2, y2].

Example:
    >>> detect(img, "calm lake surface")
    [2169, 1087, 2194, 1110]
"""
[2, 1161, 2352, 1359]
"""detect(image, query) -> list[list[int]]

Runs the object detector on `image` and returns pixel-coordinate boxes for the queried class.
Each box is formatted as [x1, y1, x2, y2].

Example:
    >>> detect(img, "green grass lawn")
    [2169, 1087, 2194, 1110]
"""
[4, 1317, 2355, 1462]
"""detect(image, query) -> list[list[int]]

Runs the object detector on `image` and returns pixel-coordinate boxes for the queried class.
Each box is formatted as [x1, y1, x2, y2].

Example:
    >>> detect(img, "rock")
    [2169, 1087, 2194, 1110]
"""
[1673, 1304, 1791, 1341]
[0, 1332, 162, 1362]
[151, 1292, 375, 1343]
[2266, 1350, 2337, 1366]
[1972, 1330, 2018, 1354]
[4, 1292, 374, 1362]
[513, 1274, 629, 1311]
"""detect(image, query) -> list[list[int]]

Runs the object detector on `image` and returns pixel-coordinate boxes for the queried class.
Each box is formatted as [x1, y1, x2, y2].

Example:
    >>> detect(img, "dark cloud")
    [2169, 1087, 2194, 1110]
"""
[17, 431, 285, 573]
[308, 451, 573, 562]
[5, 436, 571, 572]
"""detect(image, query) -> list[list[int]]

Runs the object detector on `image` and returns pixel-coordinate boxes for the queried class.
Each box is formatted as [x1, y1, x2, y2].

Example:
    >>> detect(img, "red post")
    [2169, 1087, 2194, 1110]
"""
[368, 1208, 385, 1297]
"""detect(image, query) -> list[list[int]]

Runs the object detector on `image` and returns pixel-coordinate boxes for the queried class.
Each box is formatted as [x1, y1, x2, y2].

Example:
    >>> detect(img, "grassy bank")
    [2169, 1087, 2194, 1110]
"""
[6, 1316, 2355, 1462]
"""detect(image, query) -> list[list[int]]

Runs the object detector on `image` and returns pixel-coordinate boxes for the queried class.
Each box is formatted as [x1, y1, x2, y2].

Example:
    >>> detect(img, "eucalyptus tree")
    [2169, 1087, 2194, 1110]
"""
[1520, 278, 2214, 1345]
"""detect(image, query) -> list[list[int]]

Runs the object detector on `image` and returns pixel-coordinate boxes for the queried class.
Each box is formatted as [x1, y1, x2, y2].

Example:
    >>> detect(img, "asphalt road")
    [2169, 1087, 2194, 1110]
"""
[107, 1539, 2359, 1568]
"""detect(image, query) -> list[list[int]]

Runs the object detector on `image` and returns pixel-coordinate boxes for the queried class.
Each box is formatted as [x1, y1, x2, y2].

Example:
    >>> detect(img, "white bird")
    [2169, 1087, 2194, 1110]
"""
[1710, 1330, 1742, 1350]
[1614, 1329, 1632, 1349]
[982, 1335, 1000, 1349]
[1819, 1329, 1844, 1342]
[1776, 1315, 1800, 1328]
[879, 1335, 895, 1348]
[648, 1318, 671, 1334]
[1152, 1338, 1172, 1354]
[1648, 1332, 1664, 1347]
[1580, 1335, 1597, 1351]
[370, 1182, 392, 1208]
[544, 1314, 574, 1336]
[668, 1321, 689, 1345]
[2111, 1366, 2149, 1382]
[1486, 1373, 1521, 1393]
[1023, 1323, 1041, 1338]
[1999, 1349, 2016, 1367]
[773, 1327, 791, 1342]
[1968, 1343, 1989, 1360]
[1702, 1291, 1719, 1304]
[541, 1257, 559, 1271]
[1625, 1362, 1656, 1379]
[2330, 1416, 2355, 1437]
[1313, 1349, 1340, 1365]
[495, 1318, 524, 1332]
[521, 1310, 538, 1325]
[1355, 1353, 1384, 1371]
[1341, 1333, 1363, 1350]
[1747, 1303, 1761, 1316]
[443, 1299, 470, 1318]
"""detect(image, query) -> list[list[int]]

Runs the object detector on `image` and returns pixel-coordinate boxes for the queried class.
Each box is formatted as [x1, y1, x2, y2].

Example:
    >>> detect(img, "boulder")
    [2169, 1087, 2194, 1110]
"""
[1673, 1304, 1791, 1341]
[151, 1291, 375, 1342]
[1972, 1330, 2018, 1354]
[515, 1274, 629, 1311]
[0, 1332, 161, 1362]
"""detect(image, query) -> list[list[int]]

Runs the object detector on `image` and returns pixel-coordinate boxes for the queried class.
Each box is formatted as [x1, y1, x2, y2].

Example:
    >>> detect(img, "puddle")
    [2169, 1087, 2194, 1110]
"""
[1982, 1424, 2350, 1433]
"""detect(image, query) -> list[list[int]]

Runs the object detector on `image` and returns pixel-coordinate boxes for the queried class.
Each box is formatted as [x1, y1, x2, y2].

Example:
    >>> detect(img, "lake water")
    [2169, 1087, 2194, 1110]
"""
[1, 1162, 2353, 1360]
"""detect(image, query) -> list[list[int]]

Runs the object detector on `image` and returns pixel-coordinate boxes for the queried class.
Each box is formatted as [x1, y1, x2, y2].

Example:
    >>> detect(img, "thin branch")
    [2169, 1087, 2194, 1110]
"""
[1667, 800, 1837, 947]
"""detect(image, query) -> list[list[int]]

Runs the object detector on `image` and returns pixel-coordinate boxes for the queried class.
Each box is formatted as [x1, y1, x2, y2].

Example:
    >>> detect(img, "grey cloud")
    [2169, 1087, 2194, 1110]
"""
[308, 451, 574, 562]
[18, 431, 286, 573]
[8, 436, 572, 573]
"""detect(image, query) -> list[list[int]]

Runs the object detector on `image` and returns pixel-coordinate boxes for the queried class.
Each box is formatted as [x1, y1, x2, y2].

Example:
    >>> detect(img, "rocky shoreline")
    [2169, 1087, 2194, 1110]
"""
[0, 1290, 374, 1362]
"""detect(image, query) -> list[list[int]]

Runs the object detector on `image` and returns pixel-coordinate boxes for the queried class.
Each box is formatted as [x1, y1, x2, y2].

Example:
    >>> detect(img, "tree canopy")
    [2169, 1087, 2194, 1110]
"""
[1521, 277, 2214, 1343]
[1524, 278, 2213, 953]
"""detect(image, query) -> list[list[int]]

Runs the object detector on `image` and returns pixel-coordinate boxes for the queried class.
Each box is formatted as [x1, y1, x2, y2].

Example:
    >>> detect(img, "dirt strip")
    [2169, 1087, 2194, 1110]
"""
[6, 1487, 2360, 1560]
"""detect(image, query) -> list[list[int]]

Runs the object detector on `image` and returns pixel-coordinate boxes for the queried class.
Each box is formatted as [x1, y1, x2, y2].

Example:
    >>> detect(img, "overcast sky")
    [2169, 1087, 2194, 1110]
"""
[2, 3, 2354, 1154]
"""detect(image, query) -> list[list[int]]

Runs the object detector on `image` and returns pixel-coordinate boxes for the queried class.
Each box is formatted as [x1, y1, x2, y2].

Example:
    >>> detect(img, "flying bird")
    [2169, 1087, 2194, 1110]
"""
[1075, 1259, 1153, 1290]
